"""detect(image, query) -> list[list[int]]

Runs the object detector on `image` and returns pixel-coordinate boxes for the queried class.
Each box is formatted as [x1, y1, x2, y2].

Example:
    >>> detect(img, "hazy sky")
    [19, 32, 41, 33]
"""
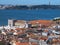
[0, 0, 60, 5]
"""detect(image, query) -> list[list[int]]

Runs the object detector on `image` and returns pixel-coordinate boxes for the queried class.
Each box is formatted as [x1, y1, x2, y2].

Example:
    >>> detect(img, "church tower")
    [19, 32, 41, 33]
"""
[8, 19, 14, 27]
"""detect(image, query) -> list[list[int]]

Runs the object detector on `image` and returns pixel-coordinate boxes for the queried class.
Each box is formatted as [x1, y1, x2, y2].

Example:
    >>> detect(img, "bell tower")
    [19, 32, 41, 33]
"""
[8, 19, 14, 27]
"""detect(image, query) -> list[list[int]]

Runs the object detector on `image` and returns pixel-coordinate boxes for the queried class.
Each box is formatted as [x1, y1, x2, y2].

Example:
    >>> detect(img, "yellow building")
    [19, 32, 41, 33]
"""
[8, 19, 28, 28]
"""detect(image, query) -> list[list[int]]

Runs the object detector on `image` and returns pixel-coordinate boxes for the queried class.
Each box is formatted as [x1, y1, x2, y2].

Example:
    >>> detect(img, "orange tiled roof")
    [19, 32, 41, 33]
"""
[16, 42, 29, 45]
[29, 20, 52, 24]
[29, 20, 52, 26]
[16, 42, 37, 45]
[31, 42, 38, 45]
[15, 28, 26, 30]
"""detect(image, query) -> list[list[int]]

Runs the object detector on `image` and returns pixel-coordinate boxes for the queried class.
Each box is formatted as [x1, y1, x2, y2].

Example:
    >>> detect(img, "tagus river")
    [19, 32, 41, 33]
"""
[0, 9, 60, 25]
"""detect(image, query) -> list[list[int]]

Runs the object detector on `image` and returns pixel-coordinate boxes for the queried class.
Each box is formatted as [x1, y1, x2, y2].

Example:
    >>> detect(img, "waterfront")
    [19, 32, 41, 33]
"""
[0, 9, 60, 45]
[0, 9, 60, 25]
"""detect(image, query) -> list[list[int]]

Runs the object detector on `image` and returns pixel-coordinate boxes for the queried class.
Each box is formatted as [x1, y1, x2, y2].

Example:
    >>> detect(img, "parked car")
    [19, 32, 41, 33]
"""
[52, 30, 60, 35]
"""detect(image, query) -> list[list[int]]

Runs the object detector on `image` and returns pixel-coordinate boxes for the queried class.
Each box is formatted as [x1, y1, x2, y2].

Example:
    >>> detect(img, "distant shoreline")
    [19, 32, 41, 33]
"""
[0, 5, 60, 10]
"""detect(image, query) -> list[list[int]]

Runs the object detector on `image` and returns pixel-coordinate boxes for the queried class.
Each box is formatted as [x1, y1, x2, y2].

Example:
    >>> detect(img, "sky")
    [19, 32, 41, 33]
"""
[0, 0, 60, 5]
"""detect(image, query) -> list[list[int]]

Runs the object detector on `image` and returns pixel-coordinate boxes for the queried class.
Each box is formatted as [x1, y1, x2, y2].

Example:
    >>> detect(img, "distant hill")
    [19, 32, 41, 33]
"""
[0, 5, 60, 10]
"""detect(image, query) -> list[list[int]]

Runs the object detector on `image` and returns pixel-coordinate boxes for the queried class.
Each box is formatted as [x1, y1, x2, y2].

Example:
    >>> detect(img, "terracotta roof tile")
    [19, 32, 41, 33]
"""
[16, 42, 38, 45]
[29, 20, 52, 26]
[16, 42, 29, 45]
[31, 42, 38, 45]
[15, 28, 26, 30]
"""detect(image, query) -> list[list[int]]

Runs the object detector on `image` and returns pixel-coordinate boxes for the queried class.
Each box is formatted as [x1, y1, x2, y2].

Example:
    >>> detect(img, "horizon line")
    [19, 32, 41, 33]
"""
[0, 4, 60, 6]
